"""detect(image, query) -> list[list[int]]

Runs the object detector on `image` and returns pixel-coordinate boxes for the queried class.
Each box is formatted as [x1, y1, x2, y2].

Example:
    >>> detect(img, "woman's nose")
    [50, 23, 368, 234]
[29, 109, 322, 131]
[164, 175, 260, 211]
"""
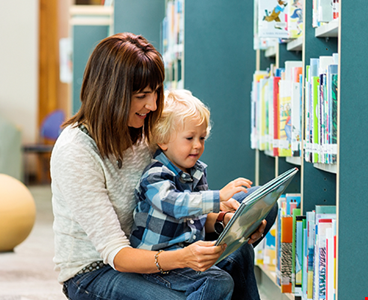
[145, 93, 157, 111]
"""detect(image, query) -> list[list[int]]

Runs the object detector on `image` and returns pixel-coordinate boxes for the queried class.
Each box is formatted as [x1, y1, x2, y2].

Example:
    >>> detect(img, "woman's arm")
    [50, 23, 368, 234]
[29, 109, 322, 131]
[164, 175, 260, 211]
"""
[114, 241, 226, 273]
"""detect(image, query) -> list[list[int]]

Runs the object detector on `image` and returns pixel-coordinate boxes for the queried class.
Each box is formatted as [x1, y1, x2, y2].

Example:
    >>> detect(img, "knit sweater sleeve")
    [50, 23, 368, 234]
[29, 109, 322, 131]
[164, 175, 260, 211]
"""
[51, 131, 132, 275]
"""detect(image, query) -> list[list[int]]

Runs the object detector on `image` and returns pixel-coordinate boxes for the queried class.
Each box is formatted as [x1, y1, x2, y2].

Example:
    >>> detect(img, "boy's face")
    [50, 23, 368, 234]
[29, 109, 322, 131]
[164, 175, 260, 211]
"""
[158, 117, 207, 173]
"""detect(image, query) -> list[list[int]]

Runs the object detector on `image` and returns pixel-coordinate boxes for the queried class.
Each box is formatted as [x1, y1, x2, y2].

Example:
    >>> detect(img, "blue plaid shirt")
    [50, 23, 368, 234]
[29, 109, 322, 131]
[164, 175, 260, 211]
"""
[130, 149, 220, 251]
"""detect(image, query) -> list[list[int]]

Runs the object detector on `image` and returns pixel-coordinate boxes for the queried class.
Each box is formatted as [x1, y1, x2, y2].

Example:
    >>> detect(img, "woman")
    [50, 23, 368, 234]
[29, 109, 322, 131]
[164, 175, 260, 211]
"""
[51, 32, 271, 300]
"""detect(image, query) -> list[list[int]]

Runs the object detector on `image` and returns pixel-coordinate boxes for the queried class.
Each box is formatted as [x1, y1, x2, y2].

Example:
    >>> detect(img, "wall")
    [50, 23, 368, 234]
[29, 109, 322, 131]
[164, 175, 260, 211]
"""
[0, 0, 39, 144]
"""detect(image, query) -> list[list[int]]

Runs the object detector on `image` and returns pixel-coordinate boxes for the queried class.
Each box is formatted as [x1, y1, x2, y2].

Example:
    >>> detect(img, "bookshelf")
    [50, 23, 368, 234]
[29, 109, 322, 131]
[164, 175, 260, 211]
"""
[162, 0, 256, 190]
[254, 0, 368, 299]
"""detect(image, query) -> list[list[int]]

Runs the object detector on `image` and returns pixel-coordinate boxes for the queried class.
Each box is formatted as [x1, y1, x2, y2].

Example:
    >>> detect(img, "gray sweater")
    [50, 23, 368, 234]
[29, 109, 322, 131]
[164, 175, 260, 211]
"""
[50, 125, 151, 283]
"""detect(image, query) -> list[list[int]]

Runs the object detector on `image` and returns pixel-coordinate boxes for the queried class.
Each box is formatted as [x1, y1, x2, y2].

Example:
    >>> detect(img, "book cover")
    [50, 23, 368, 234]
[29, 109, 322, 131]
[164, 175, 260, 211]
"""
[306, 211, 315, 299]
[304, 65, 312, 162]
[291, 66, 303, 156]
[288, 0, 303, 38]
[302, 225, 308, 299]
[273, 76, 281, 156]
[331, 72, 338, 164]
[276, 195, 287, 286]
[326, 226, 335, 300]
[286, 193, 301, 215]
[258, 0, 289, 39]
[263, 222, 277, 271]
[295, 215, 306, 296]
[259, 77, 270, 150]
[281, 215, 293, 293]
[327, 64, 338, 164]
[311, 76, 320, 163]
[278, 79, 292, 156]
[215, 168, 298, 264]
[291, 208, 301, 293]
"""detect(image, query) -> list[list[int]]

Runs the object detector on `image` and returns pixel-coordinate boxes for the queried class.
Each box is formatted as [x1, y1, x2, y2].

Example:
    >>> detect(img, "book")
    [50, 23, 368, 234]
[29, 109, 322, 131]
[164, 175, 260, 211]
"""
[273, 76, 281, 156]
[215, 167, 299, 264]
[291, 67, 303, 157]
[291, 208, 301, 293]
[278, 79, 292, 156]
[280, 214, 293, 293]
[262, 222, 277, 271]
[258, 0, 289, 39]
[288, 0, 303, 38]
[295, 215, 306, 296]
[276, 195, 287, 286]
[306, 211, 315, 299]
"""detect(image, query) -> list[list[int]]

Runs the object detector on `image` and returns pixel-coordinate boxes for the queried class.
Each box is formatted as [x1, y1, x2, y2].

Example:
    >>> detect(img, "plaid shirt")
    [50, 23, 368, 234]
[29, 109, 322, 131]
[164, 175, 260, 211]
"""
[130, 149, 220, 251]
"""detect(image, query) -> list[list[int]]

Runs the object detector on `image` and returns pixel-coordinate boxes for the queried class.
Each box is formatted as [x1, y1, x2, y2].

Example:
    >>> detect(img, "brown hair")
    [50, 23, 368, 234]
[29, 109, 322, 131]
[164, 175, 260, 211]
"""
[63, 32, 165, 160]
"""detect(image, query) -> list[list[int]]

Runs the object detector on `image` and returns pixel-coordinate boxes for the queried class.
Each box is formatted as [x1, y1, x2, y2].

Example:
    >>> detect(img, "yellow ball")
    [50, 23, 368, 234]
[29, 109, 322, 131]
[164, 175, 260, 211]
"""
[0, 174, 36, 252]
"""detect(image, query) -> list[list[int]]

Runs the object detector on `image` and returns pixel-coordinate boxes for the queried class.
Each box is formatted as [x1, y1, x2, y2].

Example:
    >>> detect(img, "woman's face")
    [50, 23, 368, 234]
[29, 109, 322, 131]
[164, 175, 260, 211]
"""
[128, 87, 158, 128]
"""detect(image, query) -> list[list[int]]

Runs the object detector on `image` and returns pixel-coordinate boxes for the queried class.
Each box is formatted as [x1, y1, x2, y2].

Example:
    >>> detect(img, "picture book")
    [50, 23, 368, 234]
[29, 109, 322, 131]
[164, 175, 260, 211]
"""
[276, 195, 287, 286]
[215, 167, 299, 264]
[291, 67, 303, 157]
[288, 0, 303, 38]
[291, 208, 301, 293]
[262, 222, 277, 271]
[278, 79, 292, 156]
[273, 76, 281, 156]
[306, 210, 315, 299]
[258, 0, 289, 39]
[280, 214, 293, 293]
[295, 215, 306, 296]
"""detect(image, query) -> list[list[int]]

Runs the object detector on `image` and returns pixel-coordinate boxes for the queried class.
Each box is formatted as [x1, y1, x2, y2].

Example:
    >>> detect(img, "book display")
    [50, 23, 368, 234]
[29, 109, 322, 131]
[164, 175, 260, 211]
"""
[252, 0, 368, 299]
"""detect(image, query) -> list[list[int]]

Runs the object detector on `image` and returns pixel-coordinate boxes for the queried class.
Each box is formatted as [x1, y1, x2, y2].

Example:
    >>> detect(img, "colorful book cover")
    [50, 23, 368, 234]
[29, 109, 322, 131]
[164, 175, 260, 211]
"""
[302, 225, 308, 299]
[295, 215, 306, 296]
[312, 76, 320, 163]
[276, 195, 287, 286]
[327, 64, 338, 164]
[326, 226, 335, 300]
[263, 222, 277, 271]
[291, 208, 301, 293]
[331, 72, 338, 164]
[304, 65, 312, 162]
[288, 0, 303, 38]
[259, 77, 270, 150]
[286, 193, 301, 215]
[258, 0, 289, 39]
[306, 211, 315, 299]
[281, 215, 293, 293]
[291, 67, 303, 156]
[273, 76, 281, 156]
[278, 79, 292, 156]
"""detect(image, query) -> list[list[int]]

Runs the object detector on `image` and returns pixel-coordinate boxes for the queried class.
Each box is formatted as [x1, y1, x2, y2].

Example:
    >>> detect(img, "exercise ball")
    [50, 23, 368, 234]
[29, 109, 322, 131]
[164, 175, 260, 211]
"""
[0, 174, 36, 252]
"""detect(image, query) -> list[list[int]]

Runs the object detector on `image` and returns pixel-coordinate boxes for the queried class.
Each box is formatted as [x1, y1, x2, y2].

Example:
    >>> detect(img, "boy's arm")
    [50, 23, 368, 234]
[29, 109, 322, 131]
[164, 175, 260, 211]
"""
[139, 164, 220, 219]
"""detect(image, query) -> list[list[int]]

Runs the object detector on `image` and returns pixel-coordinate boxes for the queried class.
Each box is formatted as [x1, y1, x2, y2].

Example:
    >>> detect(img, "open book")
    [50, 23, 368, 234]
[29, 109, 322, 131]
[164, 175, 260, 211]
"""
[215, 167, 299, 264]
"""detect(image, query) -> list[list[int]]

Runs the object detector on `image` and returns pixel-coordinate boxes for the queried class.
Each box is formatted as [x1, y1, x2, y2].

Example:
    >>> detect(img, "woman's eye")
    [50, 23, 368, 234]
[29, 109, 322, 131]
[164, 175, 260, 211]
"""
[136, 94, 146, 99]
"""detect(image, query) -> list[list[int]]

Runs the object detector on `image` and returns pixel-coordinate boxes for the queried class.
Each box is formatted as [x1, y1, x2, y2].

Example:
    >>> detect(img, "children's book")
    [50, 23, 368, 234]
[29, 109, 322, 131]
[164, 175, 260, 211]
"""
[258, 0, 289, 39]
[273, 76, 281, 156]
[280, 214, 293, 293]
[288, 0, 303, 38]
[278, 79, 292, 156]
[295, 215, 306, 296]
[291, 208, 301, 293]
[215, 167, 299, 264]
[306, 210, 315, 299]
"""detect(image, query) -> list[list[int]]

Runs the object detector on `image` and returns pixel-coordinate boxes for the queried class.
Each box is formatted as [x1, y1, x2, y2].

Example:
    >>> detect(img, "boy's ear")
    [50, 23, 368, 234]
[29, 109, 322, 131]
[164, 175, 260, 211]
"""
[157, 143, 168, 151]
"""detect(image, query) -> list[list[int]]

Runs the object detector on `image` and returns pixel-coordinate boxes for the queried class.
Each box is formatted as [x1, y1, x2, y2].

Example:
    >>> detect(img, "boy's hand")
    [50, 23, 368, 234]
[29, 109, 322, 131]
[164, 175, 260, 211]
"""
[220, 198, 240, 212]
[219, 178, 253, 202]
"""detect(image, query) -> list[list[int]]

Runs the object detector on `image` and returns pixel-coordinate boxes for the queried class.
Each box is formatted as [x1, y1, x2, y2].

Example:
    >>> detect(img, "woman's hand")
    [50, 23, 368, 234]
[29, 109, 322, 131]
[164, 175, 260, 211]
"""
[219, 178, 252, 202]
[180, 241, 226, 272]
[247, 220, 267, 244]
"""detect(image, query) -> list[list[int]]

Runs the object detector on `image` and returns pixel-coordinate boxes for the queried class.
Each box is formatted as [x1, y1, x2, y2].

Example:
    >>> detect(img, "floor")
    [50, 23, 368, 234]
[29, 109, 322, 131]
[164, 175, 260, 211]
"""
[0, 185, 272, 300]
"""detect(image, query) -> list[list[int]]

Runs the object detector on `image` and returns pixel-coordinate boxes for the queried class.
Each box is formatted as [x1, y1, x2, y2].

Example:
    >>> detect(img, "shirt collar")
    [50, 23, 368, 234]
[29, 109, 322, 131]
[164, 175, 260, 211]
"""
[153, 148, 207, 181]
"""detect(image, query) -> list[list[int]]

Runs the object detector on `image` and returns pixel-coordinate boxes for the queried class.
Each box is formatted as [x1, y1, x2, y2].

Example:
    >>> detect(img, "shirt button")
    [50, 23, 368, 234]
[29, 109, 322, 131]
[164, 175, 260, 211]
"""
[193, 235, 196, 240]
[190, 220, 194, 224]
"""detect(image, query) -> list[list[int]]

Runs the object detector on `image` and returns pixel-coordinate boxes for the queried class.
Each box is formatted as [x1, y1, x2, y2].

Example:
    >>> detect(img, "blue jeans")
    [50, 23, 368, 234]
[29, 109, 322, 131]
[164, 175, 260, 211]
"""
[64, 187, 278, 300]
[142, 266, 233, 300]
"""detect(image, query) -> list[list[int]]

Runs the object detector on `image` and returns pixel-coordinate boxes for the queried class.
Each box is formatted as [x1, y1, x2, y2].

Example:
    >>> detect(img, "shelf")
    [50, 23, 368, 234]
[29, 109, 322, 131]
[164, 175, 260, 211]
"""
[265, 46, 276, 58]
[313, 162, 337, 174]
[286, 37, 303, 51]
[315, 18, 339, 38]
[285, 156, 302, 166]
[255, 265, 295, 300]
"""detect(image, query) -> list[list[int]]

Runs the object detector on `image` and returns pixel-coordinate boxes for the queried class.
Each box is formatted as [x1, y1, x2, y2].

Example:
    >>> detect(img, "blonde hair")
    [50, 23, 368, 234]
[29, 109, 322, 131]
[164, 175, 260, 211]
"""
[152, 89, 211, 147]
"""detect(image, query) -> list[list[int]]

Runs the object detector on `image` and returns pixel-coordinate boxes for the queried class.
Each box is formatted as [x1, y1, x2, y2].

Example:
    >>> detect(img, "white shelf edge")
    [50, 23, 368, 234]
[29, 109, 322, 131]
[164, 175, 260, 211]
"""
[286, 37, 303, 51]
[256, 265, 295, 300]
[315, 18, 339, 38]
[285, 156, 302, 166]
[265, 46, 276, 58]
[313, 163, 337, 174]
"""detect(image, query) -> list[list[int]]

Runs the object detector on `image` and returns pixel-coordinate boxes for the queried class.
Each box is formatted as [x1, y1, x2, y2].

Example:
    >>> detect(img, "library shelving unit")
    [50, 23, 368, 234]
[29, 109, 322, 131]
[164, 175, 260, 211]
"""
[254, 0, 368, 299]
[70, 5, 113, 114]
[163, 0, 256, 189]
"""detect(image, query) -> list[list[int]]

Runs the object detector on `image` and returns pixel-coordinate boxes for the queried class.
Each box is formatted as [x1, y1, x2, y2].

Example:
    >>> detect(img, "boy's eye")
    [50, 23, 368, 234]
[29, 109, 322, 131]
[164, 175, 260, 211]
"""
[186, 137, 193, 140]
[200, 137, 206, 140]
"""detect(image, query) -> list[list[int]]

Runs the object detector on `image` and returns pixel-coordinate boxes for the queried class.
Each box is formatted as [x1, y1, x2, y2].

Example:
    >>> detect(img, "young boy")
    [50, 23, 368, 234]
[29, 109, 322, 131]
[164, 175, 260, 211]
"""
[130, 89, 254, 299]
